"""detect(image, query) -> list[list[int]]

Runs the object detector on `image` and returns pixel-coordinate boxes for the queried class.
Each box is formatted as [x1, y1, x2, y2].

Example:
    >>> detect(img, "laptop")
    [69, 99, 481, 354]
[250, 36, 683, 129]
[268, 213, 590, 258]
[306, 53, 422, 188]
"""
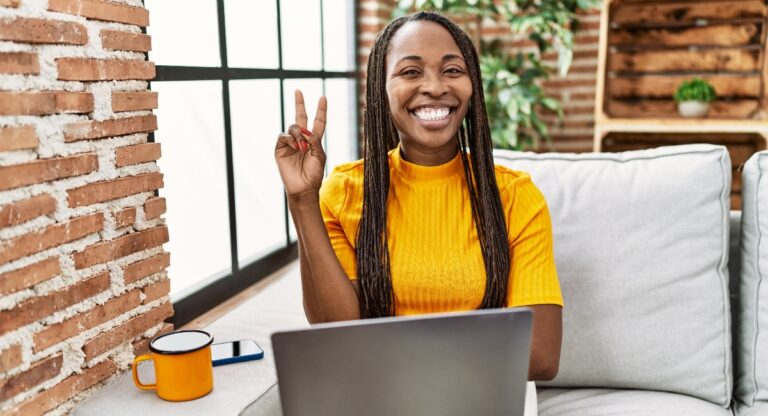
[271, 308, 533, 416]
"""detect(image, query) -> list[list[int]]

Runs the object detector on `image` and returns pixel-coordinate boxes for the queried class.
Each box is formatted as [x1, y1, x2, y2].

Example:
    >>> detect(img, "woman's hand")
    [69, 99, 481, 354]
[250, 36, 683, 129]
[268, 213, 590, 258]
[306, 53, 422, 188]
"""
[275, 90, 328, 197]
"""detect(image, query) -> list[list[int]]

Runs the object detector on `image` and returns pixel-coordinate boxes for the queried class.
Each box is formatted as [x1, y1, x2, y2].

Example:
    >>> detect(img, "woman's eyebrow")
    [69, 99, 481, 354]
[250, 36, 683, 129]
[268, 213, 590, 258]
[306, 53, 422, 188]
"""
[396, 55, 423, 65]
[396, 54, 465, 65]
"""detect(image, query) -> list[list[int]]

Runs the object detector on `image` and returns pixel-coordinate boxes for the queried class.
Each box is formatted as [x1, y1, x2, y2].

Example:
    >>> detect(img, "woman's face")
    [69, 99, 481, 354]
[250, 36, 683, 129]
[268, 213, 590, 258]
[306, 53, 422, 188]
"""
[385, 21, 473, 157]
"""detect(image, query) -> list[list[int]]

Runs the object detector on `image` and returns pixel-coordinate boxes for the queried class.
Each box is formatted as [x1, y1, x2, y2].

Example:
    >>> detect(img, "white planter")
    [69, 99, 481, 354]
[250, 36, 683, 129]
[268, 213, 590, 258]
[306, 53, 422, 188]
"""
[678, 100, 711, 118]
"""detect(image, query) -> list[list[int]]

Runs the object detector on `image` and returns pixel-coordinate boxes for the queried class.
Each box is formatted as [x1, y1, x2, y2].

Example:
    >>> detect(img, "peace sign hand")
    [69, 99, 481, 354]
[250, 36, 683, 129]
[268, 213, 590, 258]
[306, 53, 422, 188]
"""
[275, 90, 328, 197]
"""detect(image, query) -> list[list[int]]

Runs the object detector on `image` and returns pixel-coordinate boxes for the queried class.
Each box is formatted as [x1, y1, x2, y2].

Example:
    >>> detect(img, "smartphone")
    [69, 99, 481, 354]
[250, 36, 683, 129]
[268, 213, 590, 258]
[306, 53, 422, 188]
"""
[211, 339, 264, 367]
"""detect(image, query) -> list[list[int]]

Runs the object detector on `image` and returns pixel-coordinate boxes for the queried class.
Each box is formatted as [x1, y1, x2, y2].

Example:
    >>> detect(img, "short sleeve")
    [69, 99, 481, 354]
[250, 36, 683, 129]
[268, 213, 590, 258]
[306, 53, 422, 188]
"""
[319, 169, 358, 280]
[504, 174, 563, 307]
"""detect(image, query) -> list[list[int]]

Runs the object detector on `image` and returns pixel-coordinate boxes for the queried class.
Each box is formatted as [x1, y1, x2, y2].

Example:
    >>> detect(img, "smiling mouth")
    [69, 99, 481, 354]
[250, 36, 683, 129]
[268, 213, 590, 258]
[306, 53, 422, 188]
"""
[409, 106, 456, 129]
[412, 106, 452, 121]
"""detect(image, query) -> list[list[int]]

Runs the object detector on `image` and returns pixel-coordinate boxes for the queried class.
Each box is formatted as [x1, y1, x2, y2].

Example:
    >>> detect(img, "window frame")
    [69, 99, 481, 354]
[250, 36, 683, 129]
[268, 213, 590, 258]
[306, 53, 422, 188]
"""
[147, 0, 360, 327]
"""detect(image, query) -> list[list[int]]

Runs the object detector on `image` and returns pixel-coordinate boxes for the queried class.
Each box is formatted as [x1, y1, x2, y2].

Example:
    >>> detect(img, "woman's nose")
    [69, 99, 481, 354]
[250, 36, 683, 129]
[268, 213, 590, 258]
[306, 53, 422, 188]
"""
[418, 72, 448, 97]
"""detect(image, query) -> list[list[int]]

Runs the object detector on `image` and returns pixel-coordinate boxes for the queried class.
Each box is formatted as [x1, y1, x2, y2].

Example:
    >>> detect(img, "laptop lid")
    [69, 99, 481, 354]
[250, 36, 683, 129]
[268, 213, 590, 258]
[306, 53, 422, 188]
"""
[271, 308, 533, 416]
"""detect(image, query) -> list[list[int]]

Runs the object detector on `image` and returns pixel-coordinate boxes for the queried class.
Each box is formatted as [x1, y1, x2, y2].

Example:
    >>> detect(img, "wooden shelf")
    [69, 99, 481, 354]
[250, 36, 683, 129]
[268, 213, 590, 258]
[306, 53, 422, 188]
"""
[594, 117, 768, 149]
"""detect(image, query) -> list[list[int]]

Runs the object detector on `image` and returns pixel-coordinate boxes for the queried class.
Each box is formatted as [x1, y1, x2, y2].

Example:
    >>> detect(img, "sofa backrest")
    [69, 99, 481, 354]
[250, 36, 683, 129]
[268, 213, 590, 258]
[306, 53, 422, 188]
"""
[493, 144, 732, 406]
[736, 151, 768, 407]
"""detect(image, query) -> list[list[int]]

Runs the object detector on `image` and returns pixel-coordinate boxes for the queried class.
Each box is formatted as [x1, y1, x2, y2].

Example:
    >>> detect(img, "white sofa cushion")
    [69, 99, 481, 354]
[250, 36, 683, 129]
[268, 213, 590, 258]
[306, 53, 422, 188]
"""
[538, 388, 733, 416]
[494, 144, 732, 406]
[735, 401, 768, 416]
[736, 151, 768, 406]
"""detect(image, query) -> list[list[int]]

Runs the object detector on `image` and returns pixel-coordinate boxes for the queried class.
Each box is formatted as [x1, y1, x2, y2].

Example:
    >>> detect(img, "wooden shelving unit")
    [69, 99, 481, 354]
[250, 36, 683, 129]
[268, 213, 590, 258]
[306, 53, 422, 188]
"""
[594, 0, 768, 150]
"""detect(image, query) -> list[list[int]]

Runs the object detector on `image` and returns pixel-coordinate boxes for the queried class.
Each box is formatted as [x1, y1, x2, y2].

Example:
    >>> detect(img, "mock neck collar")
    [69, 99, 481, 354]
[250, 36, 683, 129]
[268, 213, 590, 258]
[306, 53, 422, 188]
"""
[388, 144, 464, 181]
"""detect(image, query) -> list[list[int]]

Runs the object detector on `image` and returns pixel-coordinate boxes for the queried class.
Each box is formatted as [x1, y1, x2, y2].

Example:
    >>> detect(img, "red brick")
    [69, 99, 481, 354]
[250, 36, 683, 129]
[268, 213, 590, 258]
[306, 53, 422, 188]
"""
[0, 273, 110, 335]
[579, 21, 600, 30]
[570, 92, 596, 101]
[111, 91, 158, 112]
[49, 0, 149, 26]
[0, 354, 63, 401]
[0, 257, 61, 296]
[0, 213, 104, 266]
[548, 140, 593, 153]
[0, 91, 93, 115]
[0, 153, 98, 191]
[0, 194, 57, 229]
[63, 114, 157, 142]
[358, 23, 386, 34]
[33, 289, 142, 352]
[0, 52, 39, 74]
[542, 79, 597, 89]
[115, 142, 161, 167]
[143, 196, 166, 220]
[0, 17, 87, 45]
[83, 301, 173, 360]
[0, 344, 22, 373]
[74, 226, 169, 270]
[113, 207, 136, 228]
[563, 105, 596, 115]
[8, 359, 117, 416]
[0, 125, 38, 151]
[100, 30, 151, 52]
[67, 172, 164, 207]
[359, 7, 391, 19]
[124, 252, 170, 284]
[56, 58, 155, 81]
[0, 0, 20, 6]
[132, 322, 173, 355]
[142, 278, 170, 304]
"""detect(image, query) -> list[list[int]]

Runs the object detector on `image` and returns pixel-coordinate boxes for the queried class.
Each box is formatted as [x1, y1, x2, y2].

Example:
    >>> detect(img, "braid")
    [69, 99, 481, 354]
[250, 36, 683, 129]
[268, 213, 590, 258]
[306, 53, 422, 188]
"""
[357, 11, 510, 318]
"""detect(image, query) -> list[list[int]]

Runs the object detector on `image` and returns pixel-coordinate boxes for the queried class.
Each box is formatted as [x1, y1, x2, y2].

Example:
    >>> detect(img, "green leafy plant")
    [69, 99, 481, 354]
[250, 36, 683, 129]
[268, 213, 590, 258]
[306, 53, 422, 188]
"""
[481, 45, 562, 149]
[674, 78, 717, 103]
[394, 0, 598, 150]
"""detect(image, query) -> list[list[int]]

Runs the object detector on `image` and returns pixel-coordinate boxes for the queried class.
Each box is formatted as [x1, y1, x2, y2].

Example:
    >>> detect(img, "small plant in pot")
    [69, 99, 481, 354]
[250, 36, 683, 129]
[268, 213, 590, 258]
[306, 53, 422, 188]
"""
[674, 78, 717, 118]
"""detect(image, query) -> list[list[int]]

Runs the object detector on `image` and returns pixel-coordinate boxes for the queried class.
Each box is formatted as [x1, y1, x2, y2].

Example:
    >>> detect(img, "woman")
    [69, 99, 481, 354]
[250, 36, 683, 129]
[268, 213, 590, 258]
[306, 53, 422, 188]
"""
[275, 11, 563, 381]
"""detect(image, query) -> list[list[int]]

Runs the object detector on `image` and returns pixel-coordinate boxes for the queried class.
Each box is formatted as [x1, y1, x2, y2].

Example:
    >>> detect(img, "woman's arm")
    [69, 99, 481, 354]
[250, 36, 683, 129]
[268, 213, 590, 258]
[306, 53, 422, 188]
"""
[275, 90, 360, 324]
[527, 304, 562, 381]
[504, 175, 564, 381]
[289, 190, 360, 323]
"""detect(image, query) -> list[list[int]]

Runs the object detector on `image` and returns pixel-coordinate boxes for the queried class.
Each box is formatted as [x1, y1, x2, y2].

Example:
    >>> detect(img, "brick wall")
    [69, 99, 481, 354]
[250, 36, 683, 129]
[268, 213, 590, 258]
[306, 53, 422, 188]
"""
[357, 0, 601, 153]
[0, 1, 172, 414]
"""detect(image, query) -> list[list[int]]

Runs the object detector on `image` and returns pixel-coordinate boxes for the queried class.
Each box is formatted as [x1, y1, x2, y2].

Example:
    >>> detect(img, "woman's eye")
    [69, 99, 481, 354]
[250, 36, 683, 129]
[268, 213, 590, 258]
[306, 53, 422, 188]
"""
[445, 67, 465, 75]
[401, 69, 420, 77]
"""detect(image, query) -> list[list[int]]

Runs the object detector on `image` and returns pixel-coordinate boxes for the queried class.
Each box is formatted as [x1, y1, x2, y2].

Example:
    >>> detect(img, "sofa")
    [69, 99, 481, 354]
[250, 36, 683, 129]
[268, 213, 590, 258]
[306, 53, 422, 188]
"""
[493, 143, 768, 415]
[75, 143, 768, 415]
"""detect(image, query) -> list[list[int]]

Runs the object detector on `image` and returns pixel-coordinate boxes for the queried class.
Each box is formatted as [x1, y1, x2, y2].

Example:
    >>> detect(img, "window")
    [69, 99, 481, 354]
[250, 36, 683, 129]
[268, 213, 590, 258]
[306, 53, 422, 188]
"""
[145, 0, 358, 326]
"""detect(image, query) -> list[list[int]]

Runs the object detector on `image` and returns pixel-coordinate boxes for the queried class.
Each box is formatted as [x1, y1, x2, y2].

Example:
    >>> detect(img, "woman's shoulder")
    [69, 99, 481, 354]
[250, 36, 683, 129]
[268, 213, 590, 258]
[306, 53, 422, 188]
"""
[319, 159, 365, 210]
[493, 164, 547, 206]
[326, 158, 365, 185]
[494, 164, 533, 189]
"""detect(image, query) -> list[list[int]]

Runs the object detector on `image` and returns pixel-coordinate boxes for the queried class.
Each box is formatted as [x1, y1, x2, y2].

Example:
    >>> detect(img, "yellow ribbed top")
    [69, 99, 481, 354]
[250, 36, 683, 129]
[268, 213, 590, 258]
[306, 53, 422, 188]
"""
[319, 146, 563, 315]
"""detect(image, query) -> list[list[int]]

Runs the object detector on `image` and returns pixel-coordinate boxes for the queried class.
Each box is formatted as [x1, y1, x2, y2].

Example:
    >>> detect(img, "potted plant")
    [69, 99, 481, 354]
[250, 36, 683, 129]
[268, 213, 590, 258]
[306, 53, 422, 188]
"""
[674, 78, 717, 118]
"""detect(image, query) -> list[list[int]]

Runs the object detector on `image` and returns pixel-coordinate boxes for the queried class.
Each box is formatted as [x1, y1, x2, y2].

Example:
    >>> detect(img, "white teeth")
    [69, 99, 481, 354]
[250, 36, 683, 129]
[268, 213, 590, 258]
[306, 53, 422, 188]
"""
[414, 107, 450, 121]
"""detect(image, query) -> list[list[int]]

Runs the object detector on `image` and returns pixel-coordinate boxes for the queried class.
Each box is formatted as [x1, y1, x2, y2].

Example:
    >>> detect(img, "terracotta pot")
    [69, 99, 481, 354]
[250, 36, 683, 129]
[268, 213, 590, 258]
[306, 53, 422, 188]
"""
[677, 100, 711, 118]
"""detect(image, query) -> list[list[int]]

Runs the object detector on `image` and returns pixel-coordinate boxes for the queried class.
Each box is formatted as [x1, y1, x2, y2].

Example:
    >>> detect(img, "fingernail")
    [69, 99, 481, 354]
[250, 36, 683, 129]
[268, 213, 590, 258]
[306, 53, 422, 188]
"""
[300, 127, 312, 136]
[300, 142, 308, 151]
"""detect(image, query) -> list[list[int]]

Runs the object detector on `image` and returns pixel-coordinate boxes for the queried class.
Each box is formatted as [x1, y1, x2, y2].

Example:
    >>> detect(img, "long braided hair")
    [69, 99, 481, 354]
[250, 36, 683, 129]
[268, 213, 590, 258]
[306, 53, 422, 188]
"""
[357, 11, 510, 318]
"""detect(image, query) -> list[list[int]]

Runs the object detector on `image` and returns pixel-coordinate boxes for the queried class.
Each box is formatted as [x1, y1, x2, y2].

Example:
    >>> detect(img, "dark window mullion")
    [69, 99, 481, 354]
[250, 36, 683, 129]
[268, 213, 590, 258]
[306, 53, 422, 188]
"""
[320, 0, 329, 176]
[276, 0, 291, 246]
[320, 0, 326, 71]
[154, 66, 355, 81]
[217, 0, 240, 275]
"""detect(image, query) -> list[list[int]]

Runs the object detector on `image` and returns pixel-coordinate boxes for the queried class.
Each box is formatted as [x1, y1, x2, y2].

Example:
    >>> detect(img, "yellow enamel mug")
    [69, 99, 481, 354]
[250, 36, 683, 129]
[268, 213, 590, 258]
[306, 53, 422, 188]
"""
[132, 329, 214, 401]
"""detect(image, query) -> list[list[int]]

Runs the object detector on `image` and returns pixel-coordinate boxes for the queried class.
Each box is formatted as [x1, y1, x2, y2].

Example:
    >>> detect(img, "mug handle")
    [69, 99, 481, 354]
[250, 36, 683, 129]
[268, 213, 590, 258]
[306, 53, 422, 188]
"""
[132, 354, 157, 390]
